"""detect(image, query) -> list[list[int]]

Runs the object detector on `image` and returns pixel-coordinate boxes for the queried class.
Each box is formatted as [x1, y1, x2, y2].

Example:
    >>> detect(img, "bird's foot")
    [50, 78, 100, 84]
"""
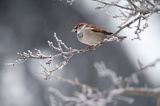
[85, 45, 96, 51]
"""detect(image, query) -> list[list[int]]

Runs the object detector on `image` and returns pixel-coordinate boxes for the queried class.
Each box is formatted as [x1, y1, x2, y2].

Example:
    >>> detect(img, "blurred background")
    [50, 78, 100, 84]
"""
[0, 0, 160, 106]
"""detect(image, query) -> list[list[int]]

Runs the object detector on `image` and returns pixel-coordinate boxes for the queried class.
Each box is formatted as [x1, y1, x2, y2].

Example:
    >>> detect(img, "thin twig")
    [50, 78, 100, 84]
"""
[93, 0, 134, 11]
[113, 15, 141, 36]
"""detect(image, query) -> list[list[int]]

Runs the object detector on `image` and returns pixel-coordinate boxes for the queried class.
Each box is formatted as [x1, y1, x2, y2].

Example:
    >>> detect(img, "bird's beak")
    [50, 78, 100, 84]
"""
[71, 28, 76, 32]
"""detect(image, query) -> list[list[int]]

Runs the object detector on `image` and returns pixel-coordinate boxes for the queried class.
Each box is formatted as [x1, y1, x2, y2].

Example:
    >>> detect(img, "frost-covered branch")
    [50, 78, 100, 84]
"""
[93, 0, 160, 39]
[11, 1, 160, 105]
[49, 60, 160, 106]
[11, 32, 122, 79]
[10, 33, 73, 79]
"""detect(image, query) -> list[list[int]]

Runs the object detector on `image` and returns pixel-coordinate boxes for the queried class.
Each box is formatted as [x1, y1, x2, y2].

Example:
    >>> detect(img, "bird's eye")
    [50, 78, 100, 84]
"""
[75, 25, 78, 29]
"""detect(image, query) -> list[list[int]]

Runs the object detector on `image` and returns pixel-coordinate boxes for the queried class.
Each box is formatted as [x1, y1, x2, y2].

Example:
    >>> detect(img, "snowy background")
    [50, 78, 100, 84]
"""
[0, 0, 160, 106]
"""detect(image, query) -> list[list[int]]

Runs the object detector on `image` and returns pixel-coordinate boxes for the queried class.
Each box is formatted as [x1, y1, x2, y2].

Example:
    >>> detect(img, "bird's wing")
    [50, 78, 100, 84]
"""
[87, 24, 113, 35]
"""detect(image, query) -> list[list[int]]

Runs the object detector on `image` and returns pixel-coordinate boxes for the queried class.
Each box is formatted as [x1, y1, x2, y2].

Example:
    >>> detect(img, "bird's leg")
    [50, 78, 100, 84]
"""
[85, 45, 96, 51]
[99, 41, 105, 46]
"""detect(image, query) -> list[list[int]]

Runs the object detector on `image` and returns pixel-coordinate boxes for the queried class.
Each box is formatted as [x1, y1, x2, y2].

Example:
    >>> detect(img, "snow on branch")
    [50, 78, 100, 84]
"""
[49, 60, 160, 106]
[11, 0, 160, 79]
[93, 0, 160, 39]
[10, 1, 160, 105]
[10, 32, 122, 79]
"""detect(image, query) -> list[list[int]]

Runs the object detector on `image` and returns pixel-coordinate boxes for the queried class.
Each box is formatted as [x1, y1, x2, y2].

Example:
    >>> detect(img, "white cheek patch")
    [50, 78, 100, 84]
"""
[77, 25, 86, 34]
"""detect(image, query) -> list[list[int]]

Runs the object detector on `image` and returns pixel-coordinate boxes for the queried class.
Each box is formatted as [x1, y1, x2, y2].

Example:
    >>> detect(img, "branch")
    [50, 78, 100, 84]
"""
[52, 75, 101, 93]
[113, 15, 142, 36]
[139, 58, 160, 71]
[93, 0, 134, 11]
[124, 58, 160, 85]
[123, 87, 160, 97]
[50, 74, 160, 106]
[93, 0, 160, 39]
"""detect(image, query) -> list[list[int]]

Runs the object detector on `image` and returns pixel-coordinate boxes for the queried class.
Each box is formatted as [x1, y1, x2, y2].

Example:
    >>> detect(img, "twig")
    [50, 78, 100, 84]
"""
[139, 58, 160, 72]
[123, 87, 160, 97]
[93, 0, 134, 11]
[113, 15, 141, 36]
[53, 75, 101, 93]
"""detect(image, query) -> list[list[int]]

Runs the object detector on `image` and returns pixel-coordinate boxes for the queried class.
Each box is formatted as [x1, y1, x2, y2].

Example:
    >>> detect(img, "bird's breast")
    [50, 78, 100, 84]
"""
[77, 29, 106, 46]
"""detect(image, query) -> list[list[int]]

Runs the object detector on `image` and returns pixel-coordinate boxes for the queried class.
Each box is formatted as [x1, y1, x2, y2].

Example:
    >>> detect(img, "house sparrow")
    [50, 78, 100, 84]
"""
[71, 23, 126, 46]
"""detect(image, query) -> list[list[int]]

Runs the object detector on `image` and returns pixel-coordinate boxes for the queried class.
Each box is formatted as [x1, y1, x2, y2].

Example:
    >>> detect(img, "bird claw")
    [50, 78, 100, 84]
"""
[85, 46, 96, 51]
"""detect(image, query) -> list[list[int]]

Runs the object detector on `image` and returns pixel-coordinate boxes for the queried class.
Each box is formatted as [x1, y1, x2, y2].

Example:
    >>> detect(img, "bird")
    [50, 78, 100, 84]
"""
[71, 22, 126, 46]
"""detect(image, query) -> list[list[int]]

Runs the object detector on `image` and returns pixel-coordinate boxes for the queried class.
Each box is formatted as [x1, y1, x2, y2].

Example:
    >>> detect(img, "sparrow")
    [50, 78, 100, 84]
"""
[71, 23, 126, 46]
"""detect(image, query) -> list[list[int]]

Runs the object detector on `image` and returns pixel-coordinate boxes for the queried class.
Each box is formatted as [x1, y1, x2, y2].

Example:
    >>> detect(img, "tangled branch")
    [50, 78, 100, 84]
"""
[93, 0, 160, 39]
[10, 1, 160, 105]
[10, 32, 123, 79]
[49, 60, 160, 106]
[11, 0, 160, 79]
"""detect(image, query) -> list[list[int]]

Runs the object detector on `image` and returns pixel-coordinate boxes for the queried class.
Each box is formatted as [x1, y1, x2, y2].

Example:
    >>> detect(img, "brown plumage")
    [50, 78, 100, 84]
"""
[79, 23, 113, 35]
[72, 23, 126, 46]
